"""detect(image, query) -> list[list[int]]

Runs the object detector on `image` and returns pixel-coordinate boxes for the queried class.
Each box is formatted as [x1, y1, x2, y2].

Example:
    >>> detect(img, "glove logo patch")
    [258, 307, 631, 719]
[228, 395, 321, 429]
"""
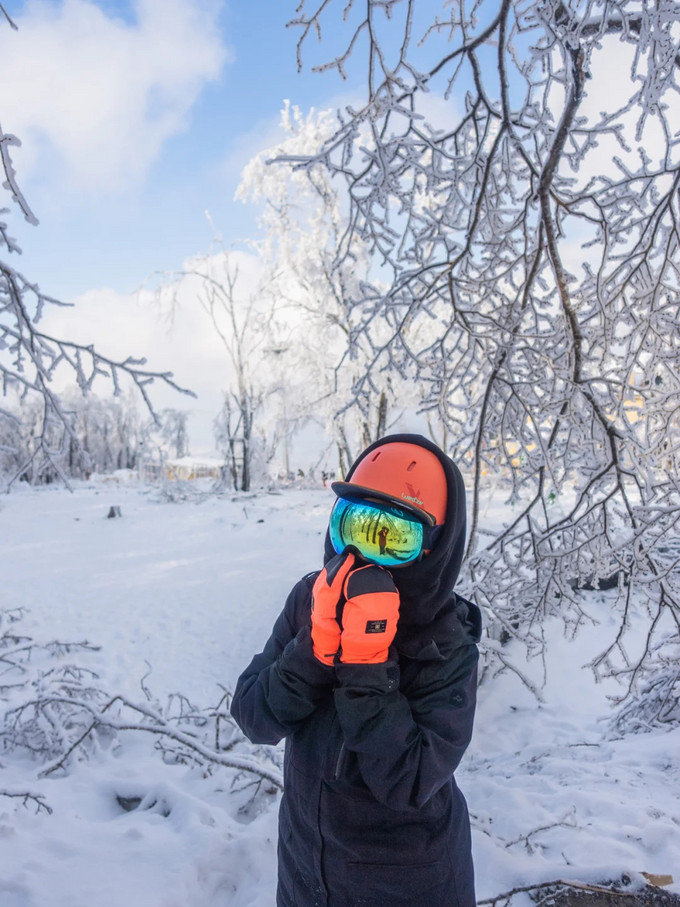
[365, 619, 388, 634]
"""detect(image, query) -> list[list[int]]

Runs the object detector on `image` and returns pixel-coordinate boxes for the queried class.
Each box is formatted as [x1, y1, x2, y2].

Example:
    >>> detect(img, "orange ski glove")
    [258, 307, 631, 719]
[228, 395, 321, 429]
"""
[339, 564, 400, 664]
[310, 551, 356, 665]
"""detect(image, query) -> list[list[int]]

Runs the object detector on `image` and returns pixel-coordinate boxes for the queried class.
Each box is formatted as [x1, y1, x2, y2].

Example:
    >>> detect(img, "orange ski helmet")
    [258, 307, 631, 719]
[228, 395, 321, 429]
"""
[332, 441, 448, 526]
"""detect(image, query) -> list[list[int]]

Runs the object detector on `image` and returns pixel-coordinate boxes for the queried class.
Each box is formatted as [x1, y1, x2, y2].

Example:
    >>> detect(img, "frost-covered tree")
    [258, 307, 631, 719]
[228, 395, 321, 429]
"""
[1, 389, 156, 480]
[159, 408, 190, 460]
[287, 1, 680, 704]
[238, 102, 418, 471]
[160, 248, 284, 491]
[0, 19, 189, 490]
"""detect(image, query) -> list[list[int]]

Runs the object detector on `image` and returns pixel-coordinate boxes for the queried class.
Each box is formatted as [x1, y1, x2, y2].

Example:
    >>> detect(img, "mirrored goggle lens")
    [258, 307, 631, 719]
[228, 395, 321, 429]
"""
[329, 498, 425, 567]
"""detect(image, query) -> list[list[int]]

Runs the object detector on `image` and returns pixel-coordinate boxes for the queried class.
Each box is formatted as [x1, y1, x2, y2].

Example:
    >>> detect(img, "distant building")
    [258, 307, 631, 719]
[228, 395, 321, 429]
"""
[163, 456, 224, 481]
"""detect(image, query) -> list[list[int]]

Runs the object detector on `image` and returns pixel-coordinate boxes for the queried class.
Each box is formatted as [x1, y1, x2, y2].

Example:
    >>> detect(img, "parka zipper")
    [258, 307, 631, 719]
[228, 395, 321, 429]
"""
[333, 742, 347, 780]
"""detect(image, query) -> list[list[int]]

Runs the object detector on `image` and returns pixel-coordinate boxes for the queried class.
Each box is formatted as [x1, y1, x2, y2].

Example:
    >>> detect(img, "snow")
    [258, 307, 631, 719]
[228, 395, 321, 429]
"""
[1, 481, 678, 906]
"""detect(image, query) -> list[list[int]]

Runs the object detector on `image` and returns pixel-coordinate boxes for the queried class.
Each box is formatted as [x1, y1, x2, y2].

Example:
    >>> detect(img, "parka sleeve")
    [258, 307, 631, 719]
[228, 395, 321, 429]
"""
[230, 575, 335, 745]
[333, 616, 479, 812]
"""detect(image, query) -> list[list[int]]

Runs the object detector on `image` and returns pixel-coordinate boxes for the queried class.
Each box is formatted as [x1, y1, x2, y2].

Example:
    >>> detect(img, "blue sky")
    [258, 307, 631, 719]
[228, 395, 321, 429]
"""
[0, 0, 360, 300]
[0, 1, 649, 458]
[0, 0, 376, 453]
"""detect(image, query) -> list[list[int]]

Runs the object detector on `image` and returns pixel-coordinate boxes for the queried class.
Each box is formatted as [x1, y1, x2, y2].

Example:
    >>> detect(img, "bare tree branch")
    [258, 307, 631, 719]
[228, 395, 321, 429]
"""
[284, 1, 680, 710]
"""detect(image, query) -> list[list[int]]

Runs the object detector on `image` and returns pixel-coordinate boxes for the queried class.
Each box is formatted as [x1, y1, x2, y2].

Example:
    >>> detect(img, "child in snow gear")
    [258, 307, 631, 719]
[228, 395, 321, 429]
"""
[231, 434, 481, 907]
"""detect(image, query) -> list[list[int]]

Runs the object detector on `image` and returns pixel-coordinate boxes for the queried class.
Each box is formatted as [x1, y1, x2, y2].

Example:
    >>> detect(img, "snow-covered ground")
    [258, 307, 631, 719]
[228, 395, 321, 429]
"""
[1, 480, 678, 906]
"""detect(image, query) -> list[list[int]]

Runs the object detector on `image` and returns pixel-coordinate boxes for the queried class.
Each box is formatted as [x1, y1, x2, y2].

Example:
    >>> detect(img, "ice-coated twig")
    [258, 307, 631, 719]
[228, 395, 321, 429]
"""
[280, 0, 680, 712]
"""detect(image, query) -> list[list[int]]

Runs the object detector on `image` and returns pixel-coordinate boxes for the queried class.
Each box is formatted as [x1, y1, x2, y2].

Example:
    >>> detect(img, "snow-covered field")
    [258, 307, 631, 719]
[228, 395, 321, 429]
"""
[1, 479, 678, 906]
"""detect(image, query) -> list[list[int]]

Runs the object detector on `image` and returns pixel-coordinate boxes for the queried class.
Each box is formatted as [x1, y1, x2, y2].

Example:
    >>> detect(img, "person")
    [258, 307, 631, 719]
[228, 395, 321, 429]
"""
[231, 434, 482, 907]
[377, 525, 388, 556]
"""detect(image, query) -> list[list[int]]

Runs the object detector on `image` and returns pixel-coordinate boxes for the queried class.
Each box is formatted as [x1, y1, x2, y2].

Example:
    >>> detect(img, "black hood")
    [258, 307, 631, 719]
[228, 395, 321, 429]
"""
[324, 433, 471, 653]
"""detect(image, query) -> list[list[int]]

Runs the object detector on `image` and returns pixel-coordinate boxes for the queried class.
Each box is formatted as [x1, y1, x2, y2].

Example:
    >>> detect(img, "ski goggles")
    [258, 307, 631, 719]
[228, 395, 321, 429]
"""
[329, 496, 437, 568]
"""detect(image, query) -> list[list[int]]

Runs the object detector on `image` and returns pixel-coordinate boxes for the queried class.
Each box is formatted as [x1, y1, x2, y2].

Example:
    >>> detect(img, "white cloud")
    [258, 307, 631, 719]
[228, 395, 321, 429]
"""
[0, 0, 229, 193]
[39, 247, 266, 453]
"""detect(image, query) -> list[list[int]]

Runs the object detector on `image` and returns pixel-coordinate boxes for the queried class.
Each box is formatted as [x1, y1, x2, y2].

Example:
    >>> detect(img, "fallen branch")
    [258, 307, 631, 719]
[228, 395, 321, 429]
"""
[0, 789, 52, 814]
[0, 612, 282, 795]
[504, 810, 578, 854]
[478, 878, 643, 906]
[37, 693, 283, 790]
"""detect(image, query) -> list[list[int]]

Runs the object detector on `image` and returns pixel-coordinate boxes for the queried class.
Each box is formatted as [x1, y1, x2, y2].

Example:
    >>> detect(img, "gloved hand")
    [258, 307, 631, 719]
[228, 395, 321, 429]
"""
[310, 551, 356, 665]
[338, 564, 400, 664]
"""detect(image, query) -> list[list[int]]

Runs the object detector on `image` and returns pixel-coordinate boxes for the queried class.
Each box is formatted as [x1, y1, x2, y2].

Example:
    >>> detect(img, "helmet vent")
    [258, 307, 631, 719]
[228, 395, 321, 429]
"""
[407, 461, 417, 471]
[371, 452, 381, 462]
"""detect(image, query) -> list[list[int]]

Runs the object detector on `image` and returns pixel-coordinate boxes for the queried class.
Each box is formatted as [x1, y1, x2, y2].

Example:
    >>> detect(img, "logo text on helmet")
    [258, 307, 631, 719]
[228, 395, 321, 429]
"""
[402, 484, 423, 506]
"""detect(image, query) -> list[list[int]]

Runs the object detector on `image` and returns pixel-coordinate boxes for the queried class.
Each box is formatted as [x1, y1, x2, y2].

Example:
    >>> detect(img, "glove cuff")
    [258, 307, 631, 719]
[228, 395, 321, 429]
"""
[282, 626, 337, 682]
[335, 657, 400, 692]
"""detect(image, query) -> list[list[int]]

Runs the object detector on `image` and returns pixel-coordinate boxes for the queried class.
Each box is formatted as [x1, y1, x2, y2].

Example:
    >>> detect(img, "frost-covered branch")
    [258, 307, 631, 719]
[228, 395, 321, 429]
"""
[34, 692, 283, 790]
[0, 23, 193, 489]
[0, 607, 283, 791]
[285, 1, 680, 711]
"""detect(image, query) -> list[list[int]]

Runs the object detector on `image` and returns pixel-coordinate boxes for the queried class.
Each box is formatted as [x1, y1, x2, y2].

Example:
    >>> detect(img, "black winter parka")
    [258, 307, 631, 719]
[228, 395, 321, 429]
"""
[231, 434, 482, 907]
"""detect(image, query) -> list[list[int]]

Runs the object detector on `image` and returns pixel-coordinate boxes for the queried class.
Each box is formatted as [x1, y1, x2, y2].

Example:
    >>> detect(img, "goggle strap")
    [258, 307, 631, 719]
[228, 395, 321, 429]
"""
[423, 524, 444, 550]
